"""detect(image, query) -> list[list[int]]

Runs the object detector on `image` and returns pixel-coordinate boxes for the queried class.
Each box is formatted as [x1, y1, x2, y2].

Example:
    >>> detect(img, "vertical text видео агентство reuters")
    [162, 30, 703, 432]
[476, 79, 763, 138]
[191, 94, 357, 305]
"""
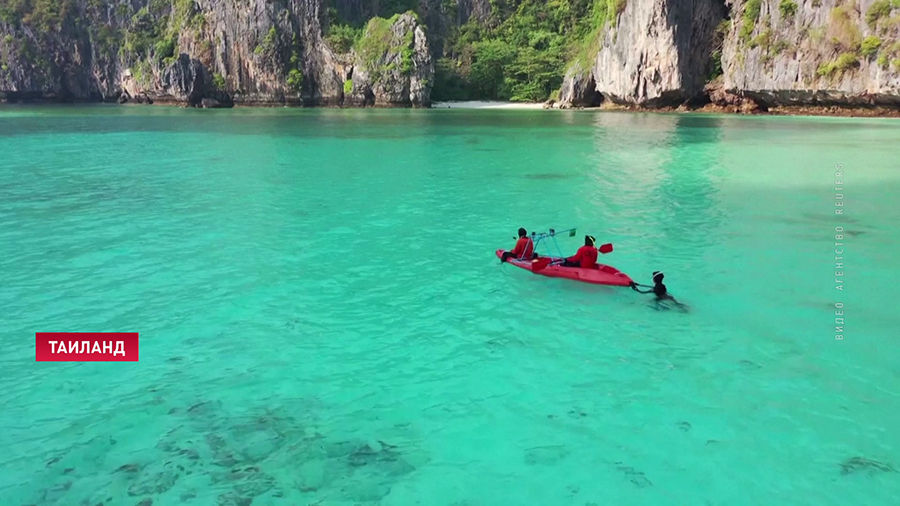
[834, 164, 845, 341]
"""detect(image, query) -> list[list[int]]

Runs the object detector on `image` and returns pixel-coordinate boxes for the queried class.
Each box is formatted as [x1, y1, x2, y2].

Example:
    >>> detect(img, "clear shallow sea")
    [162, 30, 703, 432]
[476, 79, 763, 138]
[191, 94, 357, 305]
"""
[1, 105, 899, 506]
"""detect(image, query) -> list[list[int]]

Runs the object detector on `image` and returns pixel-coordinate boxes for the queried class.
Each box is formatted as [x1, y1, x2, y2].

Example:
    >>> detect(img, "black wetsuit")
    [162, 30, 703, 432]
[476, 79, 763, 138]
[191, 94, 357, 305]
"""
[633, 281, 681, 304]
[652, 282, 669, 300]
[633, 282, 669, 299]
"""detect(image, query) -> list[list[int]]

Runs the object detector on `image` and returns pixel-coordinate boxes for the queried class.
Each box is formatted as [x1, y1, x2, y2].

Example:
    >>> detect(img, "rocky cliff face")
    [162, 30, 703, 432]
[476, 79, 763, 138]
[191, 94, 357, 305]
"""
[722, 0, 900, 107]
[559, 0, 900, 110]
[3, 0, 900, 110]
[0, 0, 432, 106]
[558, 64, 602, 108]
[344, 13, 432, 107]
[560, 0, 727, 108]
[454, 0, 491, 25]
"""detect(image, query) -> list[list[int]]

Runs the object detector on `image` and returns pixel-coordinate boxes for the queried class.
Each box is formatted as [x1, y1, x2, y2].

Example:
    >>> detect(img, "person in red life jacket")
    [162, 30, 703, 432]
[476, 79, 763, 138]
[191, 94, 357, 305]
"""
[501, 228, 535, 262]
[561, 235, 598, 268]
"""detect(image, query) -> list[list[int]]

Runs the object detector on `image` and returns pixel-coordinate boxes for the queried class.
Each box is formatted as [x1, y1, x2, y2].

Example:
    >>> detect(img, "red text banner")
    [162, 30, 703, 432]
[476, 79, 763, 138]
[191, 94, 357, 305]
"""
[36, 333, 139, 361]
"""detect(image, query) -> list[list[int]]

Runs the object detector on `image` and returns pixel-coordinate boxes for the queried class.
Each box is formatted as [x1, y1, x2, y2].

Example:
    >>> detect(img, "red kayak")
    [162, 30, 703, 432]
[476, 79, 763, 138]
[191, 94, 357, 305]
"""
[496, 249, 633, 287]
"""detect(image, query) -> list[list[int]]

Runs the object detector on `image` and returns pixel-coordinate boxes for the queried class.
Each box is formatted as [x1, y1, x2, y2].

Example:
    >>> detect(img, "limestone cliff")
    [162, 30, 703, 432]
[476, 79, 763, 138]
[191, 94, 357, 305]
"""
[722, 0, 900, 107]
[4, 0, 900, 111]
[0, 0, 432, 106]
[558, 64, 602, 108]
[343, 13, 432, 107]
[560, 0, 726, 108]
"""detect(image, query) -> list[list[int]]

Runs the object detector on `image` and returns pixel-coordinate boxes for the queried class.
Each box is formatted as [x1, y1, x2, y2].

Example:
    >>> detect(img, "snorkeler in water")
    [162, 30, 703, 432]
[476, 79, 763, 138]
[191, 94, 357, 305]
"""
[635, 271, 671, 299]
[632, 271, 688, 311]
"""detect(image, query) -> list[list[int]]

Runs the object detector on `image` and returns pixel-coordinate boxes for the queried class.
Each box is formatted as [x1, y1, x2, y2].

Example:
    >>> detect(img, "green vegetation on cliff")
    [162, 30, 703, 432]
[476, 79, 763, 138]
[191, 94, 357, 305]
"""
[349, 12, 419, 80]
[109, 0, 201, 66]
[861, 36, 882, 57]
[739, 0, 762, 42]
[154, 38, 175, 64]
[286, 69, 303, 92]
[356, 15, 397, 79]
[212, 73, 225, 90]
[778, 0, 798, 20]
[325, 24, 362, 53]
[433, 0, 626, 102]
[807, 4, 889, 80]
[118, 2, 176, 65]
[323, 0, 417, 55]
[866, 0, 900, 28]
[171, 0, 204, 33]
[255, 27, 278, 56]
[286, 35, 304, 93]
[877, 40, 900, 68]
[324, 0, 416, 25]
[830, 6, 861, 52]
[750, 29, 771, 50]
[572, 0, 627, 71]
[865, 0, 900, 71]
[708, 20, 729, 80]
[0, 0, 76, 33]
[131, 59, 153, 87]
[817, 52, 859, 78]
[90, 24, 121, 57]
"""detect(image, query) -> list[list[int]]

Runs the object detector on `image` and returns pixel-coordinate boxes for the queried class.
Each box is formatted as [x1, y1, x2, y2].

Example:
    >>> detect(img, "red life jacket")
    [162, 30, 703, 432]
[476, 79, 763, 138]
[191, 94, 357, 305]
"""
[511, 237, 534, 259]
[567, 245, 598, 268]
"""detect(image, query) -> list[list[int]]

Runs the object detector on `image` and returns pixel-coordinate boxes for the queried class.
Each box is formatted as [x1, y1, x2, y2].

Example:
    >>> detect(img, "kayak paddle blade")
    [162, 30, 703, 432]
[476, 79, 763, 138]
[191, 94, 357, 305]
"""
[599, 243, 613, 254]
[532, 258, 553, 272]
[569, 228, 576, 237]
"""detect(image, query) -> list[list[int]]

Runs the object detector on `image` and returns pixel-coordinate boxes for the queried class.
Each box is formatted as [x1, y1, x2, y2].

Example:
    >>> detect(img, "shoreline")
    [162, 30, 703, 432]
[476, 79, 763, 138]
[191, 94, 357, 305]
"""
[428, 100, 900, 118]
[582, 101, 900, 118]
[3, 97, 899, 118]
[431, 101, 545, 110]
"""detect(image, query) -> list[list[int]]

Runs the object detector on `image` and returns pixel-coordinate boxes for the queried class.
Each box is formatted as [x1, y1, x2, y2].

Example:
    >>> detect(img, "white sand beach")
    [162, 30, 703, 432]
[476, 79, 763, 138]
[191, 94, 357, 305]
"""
[431, 101, 544, 110]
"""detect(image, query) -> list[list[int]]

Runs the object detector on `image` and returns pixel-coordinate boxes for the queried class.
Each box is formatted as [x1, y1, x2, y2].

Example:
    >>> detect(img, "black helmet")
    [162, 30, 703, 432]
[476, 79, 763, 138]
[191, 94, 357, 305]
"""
[518, 228, 527, 237]
[652, 271, 664, 283]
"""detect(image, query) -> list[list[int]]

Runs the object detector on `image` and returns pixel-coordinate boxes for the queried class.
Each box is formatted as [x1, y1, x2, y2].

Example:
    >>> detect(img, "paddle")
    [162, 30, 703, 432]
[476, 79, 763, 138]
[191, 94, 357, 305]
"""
[531, 257, 554, 271]
[531, 243, 613, 272]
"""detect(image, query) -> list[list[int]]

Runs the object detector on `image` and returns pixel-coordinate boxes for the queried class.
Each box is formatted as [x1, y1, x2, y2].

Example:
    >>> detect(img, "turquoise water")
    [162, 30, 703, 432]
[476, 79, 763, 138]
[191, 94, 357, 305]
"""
[1, 105, 899, 505]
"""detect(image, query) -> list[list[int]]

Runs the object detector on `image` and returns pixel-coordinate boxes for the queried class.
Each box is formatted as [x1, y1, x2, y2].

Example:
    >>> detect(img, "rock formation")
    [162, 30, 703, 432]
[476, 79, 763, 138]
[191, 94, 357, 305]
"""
[343, 13, 433, 107]
[722, 0, 900, 107]
[3, 0, 900, 111]
[0, 0, 431, 107]
[560, 0, 900, 110]
[558, 64, 602, 108]
[560, 0, 727, 108]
